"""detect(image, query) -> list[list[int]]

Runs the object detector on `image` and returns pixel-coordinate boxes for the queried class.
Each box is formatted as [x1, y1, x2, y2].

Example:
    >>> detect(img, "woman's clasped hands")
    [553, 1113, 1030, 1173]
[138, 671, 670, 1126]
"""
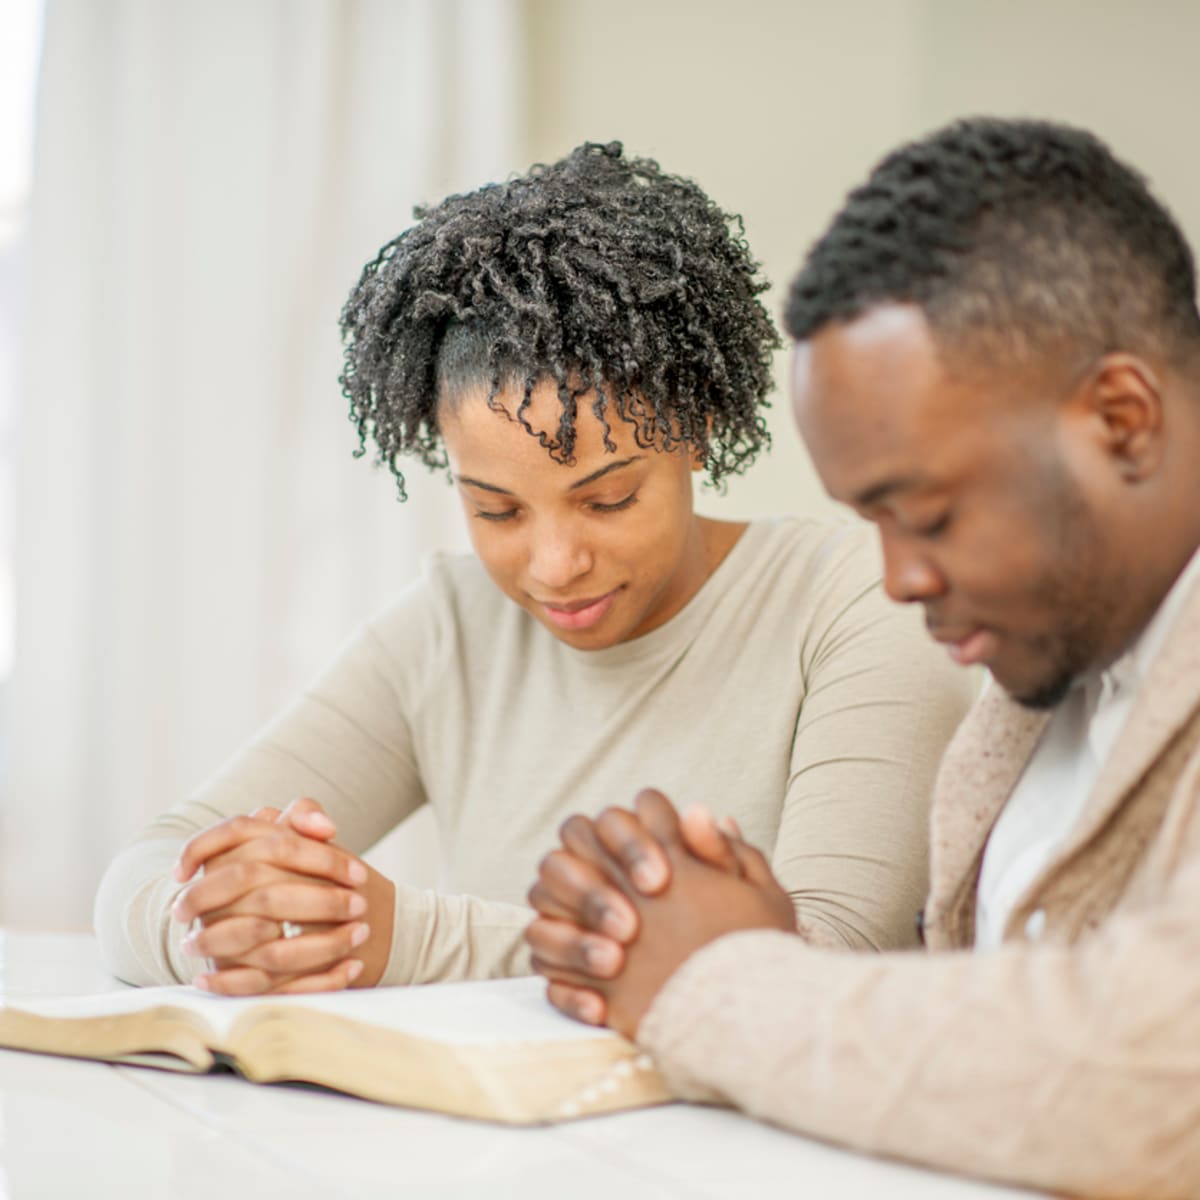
[171, 797, 395, 995]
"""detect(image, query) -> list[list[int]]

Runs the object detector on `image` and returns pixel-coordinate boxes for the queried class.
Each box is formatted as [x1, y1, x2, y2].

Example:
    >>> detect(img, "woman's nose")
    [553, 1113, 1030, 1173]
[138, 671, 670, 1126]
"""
[527, 524, 593, 591]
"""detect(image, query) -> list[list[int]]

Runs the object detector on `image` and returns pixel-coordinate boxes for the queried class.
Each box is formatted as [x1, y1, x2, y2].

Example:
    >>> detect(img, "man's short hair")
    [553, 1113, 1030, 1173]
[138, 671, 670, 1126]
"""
[784, 117, 1200, 371]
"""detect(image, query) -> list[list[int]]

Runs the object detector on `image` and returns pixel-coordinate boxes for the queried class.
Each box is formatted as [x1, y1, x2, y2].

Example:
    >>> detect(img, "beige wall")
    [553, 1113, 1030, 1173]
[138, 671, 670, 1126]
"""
[523, 0, 1200, 521]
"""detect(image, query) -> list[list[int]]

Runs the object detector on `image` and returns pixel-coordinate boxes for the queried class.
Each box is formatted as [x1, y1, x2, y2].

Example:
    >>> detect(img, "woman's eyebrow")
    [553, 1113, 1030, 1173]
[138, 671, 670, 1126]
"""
[454, 475, 512, 496]
[455, 455, 645, 497]
[567, 456, 645, 491]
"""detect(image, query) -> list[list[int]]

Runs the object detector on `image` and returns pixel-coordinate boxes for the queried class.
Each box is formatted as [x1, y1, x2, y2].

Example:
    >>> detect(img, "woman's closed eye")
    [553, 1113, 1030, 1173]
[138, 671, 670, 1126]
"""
[588, 492, 639, 514]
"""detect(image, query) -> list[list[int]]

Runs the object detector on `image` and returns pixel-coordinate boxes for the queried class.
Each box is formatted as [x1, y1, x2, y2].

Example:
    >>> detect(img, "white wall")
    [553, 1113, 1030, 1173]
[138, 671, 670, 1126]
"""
[524, 0, 1200, 521]
[10, 0, 1200, 926]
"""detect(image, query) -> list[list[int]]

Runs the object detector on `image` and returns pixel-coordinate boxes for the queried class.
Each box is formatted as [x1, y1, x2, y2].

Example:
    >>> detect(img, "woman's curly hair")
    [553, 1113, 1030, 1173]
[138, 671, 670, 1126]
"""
[340, 141, 779, 499]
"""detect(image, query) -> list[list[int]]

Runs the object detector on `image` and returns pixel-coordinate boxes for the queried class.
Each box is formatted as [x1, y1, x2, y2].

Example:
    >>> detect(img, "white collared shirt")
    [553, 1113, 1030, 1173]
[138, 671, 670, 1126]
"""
[974, 544, 1200, 951]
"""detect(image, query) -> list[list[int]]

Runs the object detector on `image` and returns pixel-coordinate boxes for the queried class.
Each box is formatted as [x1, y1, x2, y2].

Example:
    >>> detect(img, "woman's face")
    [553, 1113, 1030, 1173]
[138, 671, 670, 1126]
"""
[439, 380, 709, 650]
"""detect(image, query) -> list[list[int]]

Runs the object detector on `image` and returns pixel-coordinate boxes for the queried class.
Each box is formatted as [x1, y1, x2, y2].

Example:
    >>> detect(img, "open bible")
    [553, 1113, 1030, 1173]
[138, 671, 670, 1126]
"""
[0, 975, 672, 1124]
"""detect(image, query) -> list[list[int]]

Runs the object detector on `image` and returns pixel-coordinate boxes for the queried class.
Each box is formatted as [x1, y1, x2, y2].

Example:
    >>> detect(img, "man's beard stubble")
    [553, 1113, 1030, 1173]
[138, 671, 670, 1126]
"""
[1005, 466, 1118, 711]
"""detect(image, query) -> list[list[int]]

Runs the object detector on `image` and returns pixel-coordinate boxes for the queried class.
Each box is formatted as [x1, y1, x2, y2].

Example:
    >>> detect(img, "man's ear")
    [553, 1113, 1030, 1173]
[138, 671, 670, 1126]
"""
[1077, 353, 1164, 482]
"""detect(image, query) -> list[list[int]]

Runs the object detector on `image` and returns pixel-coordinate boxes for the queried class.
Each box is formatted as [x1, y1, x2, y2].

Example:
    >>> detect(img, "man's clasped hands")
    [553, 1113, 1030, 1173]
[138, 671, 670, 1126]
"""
[172, 790, 796, 1034]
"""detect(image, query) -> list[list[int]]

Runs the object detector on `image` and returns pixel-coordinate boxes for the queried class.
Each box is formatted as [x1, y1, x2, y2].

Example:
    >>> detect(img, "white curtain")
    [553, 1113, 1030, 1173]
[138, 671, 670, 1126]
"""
[4, 0, 521, 927]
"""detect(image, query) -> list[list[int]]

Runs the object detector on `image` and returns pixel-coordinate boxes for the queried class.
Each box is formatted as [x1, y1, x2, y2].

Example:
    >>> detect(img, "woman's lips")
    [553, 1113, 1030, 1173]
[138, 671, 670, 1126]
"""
[540, 589, 621, 631]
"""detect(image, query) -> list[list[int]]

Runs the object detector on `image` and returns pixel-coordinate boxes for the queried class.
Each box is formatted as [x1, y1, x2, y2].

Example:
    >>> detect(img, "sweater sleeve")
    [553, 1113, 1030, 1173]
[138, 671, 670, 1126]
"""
[377, 886, 533, 985]
[94, 585, 438, 987]
[639, 763, 1200, 1199]
[775, 528, 977, 950]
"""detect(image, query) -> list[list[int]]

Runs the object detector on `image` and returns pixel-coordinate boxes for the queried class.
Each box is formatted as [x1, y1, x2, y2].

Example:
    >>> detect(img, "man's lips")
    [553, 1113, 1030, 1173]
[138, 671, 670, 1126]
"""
[930, 625, 999, 667]
[538, 588, 622, 631]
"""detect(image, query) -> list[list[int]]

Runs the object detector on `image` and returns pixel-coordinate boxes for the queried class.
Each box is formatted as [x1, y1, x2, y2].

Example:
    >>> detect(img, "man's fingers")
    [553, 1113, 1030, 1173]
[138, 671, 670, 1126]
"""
[729, 837, 777, 888]
[558, 814, 641, 903]
[632, 788, 684, 846]
[524, 915, 624, 979]
[679, 805, 743, 876]
[557, 815, 622, 874]
[528, 848, 639, 941]
[594, 804, 671, 896]
[544, 980, 607, 1027]
[717, 814, 743, 840]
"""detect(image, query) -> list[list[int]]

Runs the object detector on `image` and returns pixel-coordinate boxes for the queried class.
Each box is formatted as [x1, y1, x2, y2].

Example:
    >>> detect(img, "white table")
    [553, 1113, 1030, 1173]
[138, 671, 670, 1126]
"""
[0, 932, 1039, 1199]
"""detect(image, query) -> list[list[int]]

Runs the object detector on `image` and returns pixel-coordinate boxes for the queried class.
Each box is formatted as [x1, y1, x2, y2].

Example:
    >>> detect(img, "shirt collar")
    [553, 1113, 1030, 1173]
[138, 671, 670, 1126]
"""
[1094, 542, 1200, 704]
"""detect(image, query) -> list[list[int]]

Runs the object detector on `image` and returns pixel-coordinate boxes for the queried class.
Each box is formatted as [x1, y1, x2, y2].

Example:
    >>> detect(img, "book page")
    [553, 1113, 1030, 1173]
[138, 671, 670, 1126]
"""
[8, 976, 610, 1046]
[6, 977, 673, 1123]
[219, 976, 617, 1045]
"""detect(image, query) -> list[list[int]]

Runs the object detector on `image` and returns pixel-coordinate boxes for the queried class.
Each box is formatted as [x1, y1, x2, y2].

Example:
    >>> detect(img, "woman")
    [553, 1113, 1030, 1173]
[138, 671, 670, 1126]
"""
[95, 143, 974, 994]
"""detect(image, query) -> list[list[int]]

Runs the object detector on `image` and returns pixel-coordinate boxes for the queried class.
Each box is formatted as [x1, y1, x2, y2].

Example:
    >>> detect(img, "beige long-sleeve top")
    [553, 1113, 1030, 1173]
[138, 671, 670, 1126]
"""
[639, 575, 1200, 1200]
[95, 516, 974, 988]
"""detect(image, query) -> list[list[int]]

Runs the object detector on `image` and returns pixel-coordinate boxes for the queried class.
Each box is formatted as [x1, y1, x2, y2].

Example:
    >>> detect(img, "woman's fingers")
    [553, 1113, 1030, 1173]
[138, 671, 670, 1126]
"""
[182, 911, 369, 967]
[173, 867, 367, 926]
[182, 913, 282, 960]
[269, 958, 365, 994]
[173, 838, 367, 922]
[196, 955, 364, 997]
[230, 920, 370, 975]
[278, 796, 338, 841]
[175, 815, 272, 882]
[175, 801, 348, 883]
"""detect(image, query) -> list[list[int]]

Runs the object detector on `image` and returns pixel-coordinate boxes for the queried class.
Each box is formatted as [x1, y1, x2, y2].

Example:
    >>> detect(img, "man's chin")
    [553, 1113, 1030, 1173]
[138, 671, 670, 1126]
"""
[1006, 671, 1076, 711]
[987, 648, 1078, 710]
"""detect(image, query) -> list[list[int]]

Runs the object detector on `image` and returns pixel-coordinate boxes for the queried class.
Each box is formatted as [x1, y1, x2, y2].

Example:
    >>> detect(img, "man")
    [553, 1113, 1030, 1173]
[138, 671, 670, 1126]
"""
[524, 117, 1200, 1199]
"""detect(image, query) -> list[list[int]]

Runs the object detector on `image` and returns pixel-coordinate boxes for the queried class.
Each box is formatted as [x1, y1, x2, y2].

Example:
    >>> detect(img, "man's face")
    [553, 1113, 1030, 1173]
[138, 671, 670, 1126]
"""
[792, 304, 1124, 709]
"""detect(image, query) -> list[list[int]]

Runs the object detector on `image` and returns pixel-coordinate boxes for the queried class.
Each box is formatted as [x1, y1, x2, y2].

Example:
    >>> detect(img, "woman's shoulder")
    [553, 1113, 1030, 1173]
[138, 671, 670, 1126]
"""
[365, 551, 504, 643]
[681, 516, 882, 652]
[334, 551, 517, 703]
[423, 550, 502, 604]
[738, 514, 881, 589]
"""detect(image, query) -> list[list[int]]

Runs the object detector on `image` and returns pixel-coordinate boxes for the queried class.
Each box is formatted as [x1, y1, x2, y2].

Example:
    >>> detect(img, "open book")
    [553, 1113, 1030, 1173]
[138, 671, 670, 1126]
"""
[0, 975, 673, 1124]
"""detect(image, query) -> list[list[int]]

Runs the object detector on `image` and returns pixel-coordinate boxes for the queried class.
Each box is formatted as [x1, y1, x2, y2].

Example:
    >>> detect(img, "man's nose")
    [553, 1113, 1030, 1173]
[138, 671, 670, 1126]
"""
[880, 535, 946, 604]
